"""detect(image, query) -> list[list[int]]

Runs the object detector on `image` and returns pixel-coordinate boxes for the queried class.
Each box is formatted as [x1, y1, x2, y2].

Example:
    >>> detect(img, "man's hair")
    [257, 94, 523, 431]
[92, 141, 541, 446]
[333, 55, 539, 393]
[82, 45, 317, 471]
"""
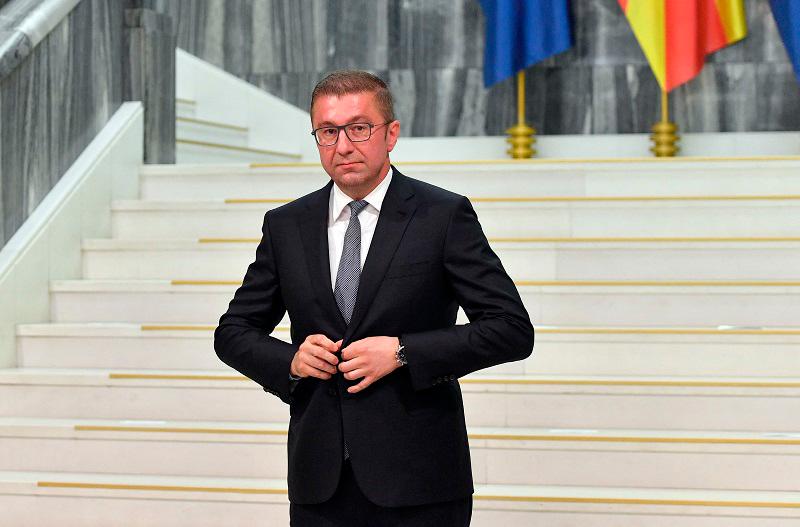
[310, 70, 395, 123]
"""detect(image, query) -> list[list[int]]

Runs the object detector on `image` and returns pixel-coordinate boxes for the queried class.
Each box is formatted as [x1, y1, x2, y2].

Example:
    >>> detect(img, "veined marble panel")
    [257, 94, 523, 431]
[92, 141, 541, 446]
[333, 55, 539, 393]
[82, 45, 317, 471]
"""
[0, 0, 126, 246]
[155, 0, 800, 137]
[0, 0, 176, 246]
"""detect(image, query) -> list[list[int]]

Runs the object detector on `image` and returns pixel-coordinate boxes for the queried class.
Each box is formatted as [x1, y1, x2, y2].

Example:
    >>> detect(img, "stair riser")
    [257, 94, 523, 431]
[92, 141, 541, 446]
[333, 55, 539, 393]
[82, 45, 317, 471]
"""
[17, 334, 800, 377]
[1, 435, 797, 490]
[175, 143, 292, 164]
[140, 166, 800, 201]
[110, 204, 800, 239]
[0, 384, 796, 431]
[83, 244, 800, 282]
[176, 120, 248, 146]
[49, 288, 800, 327]
[2, 492, 798, 527]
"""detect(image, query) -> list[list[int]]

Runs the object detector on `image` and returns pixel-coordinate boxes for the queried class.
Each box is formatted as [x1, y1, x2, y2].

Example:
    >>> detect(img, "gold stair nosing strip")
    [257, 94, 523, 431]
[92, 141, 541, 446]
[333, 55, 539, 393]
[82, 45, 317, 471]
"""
[139, 324, 289, 331]
[70, 425, 800, 445]
[32, 481, 800, 507]
[198, 236, 800, 244]
[540, 327, 800, 335]
[176, 116, 248, 132]
[225, 198, 291, 204]
[138, 325, 800, 336]
[473, 495, 800, 507]
[140, 325, 217, 331]
[225, 195, 800, 204]
[169, 278, 800, 287]
[37, 481, 286, 494]
[458, 379, 800, 388]
[74, 425, 285, 436]
[108, 373, 249, 381]
[104, 372, 800, 388]
[176, 138, 301, 159]
[175, 98, 196, 105]
[249, 155, 800, 168]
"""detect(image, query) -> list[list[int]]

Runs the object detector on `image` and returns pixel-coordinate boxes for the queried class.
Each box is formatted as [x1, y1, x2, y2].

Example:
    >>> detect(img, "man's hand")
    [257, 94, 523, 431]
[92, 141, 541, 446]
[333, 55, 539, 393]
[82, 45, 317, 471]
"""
[291, 335, 342, 380]
[338, 336, 401, 394]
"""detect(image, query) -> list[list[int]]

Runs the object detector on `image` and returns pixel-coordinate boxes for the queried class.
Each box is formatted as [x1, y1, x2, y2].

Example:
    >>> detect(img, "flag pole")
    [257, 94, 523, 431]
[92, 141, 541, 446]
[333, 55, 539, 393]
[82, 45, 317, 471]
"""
[506, 70, 536, 158]
[650, 88, 679, 157]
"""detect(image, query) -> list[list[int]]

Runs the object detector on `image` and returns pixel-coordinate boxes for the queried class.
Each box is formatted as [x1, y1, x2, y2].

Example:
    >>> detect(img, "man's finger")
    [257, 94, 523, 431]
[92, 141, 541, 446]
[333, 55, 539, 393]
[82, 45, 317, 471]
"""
[302, 368, 332, 380]
[296, 359, 335, 378]
[307, 345, 339, 366]
[343, 369, 366, 381]
[306, 355, 337, 374]
[310, 334, 339, 352]
[340, 341, 362, 361]
[347, 377, 372, 394]
[338, 357, 362, 373]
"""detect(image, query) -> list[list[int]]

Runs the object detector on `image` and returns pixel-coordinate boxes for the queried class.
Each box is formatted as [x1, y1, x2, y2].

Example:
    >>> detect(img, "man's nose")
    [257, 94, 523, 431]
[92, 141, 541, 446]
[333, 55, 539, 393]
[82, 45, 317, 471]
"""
[336, 130, 355, 155]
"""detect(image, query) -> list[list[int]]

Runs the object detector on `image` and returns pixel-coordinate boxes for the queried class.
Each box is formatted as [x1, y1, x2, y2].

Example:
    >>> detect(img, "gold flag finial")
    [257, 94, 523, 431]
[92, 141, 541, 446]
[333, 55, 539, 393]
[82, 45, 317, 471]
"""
[506, 71, 536, 158]
[651, 89, 680, 157]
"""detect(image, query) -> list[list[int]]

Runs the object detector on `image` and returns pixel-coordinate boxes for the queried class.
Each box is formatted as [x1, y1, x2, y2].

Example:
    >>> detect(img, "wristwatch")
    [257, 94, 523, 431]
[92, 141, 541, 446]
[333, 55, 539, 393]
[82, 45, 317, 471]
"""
[395, 337, 407, 366]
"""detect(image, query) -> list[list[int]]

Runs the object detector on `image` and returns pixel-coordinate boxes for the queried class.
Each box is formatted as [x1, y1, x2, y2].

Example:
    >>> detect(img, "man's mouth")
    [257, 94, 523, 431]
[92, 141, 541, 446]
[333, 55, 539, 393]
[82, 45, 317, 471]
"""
[338, 162, 359, 169]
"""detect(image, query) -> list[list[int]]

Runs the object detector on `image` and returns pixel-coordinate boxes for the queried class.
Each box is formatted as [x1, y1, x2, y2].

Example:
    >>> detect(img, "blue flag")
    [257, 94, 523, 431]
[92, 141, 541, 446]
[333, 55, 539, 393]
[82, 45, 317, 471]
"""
[479, 0, 573, 87]
[770, 0, 800, 82]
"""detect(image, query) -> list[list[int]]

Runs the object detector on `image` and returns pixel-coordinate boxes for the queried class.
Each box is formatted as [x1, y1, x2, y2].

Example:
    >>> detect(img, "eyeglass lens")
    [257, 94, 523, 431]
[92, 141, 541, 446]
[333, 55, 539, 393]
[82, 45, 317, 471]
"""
[315, 123, 373, 146]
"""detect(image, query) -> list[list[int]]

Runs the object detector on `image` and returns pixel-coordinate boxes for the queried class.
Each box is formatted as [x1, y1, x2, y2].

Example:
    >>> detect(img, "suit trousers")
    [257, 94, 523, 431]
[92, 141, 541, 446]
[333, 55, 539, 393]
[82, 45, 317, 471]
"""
[289, 459, 472, 526]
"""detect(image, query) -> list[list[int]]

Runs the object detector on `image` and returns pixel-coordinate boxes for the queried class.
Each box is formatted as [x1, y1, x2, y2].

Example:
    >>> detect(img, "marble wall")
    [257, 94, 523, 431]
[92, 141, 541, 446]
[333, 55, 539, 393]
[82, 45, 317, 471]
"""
[0, 0, 176, 247]
[153, 0, 800, 137]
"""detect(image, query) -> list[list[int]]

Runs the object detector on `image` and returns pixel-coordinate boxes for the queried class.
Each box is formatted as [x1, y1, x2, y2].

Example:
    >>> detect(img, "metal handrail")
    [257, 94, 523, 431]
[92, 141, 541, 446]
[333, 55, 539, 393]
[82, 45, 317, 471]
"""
[0, 0, 81, 77]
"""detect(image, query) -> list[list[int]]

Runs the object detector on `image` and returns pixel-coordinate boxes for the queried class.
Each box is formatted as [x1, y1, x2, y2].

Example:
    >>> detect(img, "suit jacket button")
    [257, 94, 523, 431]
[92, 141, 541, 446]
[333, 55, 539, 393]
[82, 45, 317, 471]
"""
[449, 374, 455, 380]
[327, 387, 337, 396]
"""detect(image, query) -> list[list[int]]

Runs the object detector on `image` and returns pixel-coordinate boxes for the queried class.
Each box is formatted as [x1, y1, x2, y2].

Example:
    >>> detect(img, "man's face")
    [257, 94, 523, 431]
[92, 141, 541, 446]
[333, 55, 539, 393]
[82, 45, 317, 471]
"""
[311, 91, 400, 197]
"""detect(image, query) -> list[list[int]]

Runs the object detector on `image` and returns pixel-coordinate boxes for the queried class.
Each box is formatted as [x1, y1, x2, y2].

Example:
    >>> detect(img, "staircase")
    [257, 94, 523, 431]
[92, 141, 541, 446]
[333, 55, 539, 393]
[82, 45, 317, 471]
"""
[2, 158, 800, 526]
[175, 97, 303, 164]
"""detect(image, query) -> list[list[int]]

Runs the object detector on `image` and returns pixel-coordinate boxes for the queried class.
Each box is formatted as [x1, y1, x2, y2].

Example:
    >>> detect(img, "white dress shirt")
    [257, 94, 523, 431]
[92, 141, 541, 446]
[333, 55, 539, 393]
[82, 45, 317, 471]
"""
[328, 166, 393, 289]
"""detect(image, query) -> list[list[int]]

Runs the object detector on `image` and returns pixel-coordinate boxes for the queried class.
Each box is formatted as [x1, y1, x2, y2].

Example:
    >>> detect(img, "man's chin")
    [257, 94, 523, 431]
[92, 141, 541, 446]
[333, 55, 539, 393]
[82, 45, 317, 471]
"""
[335, 167, 366, 184]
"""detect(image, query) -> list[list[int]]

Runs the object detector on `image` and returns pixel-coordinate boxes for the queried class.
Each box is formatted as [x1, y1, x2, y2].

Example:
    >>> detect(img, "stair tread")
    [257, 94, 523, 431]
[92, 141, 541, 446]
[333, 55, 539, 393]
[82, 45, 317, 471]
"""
[1, 367, 799, 387]
[0, 416, 797, 443]
[48, 278, 800, 291]
[18, 321, 800, 336]
[83, 237, 800, 250]
[1, 469, 799, 504]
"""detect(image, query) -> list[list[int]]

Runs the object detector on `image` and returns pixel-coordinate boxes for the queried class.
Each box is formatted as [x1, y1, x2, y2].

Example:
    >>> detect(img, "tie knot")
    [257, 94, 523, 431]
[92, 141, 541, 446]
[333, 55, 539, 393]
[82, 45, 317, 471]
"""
[348, 200, 369, 217]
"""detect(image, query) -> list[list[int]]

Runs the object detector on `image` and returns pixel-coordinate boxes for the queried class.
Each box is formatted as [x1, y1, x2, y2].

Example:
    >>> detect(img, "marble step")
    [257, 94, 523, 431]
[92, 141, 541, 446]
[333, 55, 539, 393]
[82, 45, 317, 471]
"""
[48, 279, 800, 327]
[16, 323, 800, 377]
[82, 237, 800, 282]
[0, 369, 797, 431]
[1, 417, 798, 490]
[1, 470, 798, 527]
[110, 197, 800, 240]
[175, 98, 196, 118]
[139, 159, 800, 200]
[175, 139, 301, 165]
[176, 116, 249, 146]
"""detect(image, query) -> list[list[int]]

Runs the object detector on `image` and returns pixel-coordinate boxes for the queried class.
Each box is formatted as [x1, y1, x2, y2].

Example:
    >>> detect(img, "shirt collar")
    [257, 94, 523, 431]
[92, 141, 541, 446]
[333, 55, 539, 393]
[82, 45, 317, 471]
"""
[330, 165, 393, 224]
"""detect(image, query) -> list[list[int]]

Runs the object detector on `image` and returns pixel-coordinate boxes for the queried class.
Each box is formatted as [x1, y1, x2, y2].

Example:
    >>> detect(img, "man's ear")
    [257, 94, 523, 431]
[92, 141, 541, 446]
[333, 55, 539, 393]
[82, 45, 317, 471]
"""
[386, 120, 400, 153]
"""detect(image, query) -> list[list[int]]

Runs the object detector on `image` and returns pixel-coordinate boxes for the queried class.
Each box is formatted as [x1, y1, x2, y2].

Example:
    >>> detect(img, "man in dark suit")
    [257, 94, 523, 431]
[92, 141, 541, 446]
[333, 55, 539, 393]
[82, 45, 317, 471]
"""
[214, 70, 534, 526]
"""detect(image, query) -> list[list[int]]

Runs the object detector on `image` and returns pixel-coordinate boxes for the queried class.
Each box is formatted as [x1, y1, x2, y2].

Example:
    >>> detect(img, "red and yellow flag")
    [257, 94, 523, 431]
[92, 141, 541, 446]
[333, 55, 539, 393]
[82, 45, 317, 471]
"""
[618, 0, 747, 91]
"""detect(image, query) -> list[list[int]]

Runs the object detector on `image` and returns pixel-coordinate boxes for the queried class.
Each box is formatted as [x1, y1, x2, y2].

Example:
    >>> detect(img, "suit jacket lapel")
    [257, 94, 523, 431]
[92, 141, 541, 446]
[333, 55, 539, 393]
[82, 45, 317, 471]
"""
[345, 169, 417, 341]
[298, 180, 347, 329]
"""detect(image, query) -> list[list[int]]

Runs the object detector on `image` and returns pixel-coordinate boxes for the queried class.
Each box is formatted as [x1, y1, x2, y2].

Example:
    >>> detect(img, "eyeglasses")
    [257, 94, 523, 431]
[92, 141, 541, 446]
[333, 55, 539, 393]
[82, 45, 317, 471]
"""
[311, 121, 392, 146]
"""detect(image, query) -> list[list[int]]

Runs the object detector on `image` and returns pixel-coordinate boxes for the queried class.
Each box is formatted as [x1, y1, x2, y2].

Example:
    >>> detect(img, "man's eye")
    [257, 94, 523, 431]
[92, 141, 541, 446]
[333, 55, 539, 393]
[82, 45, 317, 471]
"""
[350, 125, 367, 133]
[321, 128, 337, 136]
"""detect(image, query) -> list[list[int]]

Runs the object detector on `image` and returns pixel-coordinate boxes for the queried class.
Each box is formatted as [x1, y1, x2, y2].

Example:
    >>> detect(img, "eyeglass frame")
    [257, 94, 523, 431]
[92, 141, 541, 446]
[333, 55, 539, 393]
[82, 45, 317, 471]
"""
[310, 121, 394, 146]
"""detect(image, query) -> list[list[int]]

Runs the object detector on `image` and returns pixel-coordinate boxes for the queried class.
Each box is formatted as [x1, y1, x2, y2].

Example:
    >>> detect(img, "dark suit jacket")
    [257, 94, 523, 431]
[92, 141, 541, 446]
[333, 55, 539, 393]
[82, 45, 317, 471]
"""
[214, 166, 534, 507]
